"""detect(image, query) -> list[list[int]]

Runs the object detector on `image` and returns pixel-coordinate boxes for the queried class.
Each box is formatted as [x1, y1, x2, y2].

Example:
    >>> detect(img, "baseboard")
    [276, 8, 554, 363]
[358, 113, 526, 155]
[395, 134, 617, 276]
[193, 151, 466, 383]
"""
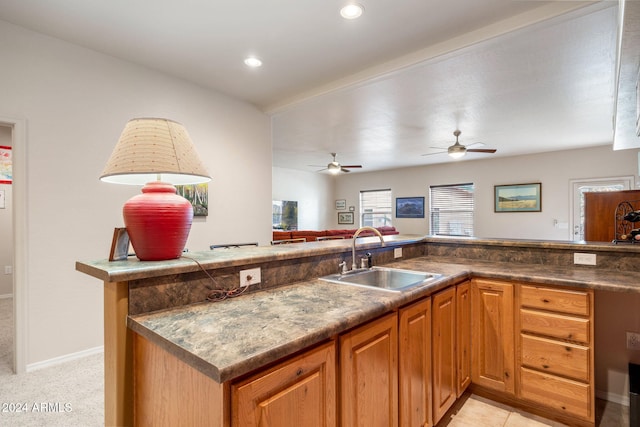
[26, 345, 104, 373]
[596, 389, 630, 407]
[0, 293, 13, 299]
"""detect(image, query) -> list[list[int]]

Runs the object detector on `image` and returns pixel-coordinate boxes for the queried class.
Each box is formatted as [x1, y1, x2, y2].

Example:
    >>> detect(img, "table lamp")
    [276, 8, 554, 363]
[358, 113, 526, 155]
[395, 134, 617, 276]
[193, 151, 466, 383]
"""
[100, 118, 211, 261]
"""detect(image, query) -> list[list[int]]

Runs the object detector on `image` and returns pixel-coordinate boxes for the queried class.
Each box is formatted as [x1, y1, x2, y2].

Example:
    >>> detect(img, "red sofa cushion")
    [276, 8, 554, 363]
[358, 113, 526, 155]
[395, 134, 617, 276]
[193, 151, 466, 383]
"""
[272, 231, 292, 240]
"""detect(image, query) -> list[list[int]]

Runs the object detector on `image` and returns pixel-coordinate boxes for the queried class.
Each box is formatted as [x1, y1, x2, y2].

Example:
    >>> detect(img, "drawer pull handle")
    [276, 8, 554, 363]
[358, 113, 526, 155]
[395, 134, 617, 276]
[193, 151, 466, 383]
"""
[296, 368, 303, 376]
[504, 371, 510, 379]
[542, 299, 550, 303]
[565, 347, 572, 352]
[542, 364, 549, 369]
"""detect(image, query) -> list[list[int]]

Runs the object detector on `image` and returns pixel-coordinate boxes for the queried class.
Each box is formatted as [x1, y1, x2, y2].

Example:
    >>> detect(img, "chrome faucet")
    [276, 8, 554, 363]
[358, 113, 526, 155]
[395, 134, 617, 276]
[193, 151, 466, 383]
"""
[352, 227, 385, 270]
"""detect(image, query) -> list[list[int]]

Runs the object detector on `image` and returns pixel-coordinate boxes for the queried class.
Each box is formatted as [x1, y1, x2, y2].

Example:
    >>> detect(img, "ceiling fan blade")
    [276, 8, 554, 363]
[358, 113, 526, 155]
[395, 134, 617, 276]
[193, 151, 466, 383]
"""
[340, 167, 351, 173]
[467, 148, 497, 153]
[421, 151, 446, 156]
[341, 165, 362, 168]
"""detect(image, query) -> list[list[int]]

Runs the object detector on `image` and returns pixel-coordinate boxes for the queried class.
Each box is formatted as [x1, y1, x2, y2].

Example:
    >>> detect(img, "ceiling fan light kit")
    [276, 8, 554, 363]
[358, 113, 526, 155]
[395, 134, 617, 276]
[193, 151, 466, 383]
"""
[423, 130, 497, 159]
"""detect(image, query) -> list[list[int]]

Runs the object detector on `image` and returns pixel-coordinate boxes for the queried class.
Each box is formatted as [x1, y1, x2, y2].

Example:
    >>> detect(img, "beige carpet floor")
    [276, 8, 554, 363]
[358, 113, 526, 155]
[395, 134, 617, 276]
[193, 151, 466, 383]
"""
[0, 297, 104, 426]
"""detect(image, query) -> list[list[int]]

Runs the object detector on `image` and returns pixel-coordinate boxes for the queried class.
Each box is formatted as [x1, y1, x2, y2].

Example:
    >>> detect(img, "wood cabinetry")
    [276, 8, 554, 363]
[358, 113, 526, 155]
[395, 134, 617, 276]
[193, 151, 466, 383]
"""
[431, 286, 457, 424]
[518, 284, 594, 423]
[231, 341, 337, 427]
[340, 312, 399, 427]
[456, 281, 471, 397]
[471, 278, 515, 394]
[399, 298, 432, 427]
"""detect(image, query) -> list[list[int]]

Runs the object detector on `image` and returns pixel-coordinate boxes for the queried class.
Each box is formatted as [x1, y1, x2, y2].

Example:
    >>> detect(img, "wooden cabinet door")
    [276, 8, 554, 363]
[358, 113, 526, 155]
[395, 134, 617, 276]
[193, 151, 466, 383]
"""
[471, 279, 515, 394]
[340, 313, 399, 427]
[432, 287, 457, 424]
[456, 281, 471, 397]
[399, 298, 432, 427]
[231, 341, 337, 427]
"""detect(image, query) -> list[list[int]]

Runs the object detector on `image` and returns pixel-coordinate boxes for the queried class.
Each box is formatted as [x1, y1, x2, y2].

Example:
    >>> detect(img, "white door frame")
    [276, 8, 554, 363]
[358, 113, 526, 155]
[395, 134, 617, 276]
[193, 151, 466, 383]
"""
[0, 116, 27, 374]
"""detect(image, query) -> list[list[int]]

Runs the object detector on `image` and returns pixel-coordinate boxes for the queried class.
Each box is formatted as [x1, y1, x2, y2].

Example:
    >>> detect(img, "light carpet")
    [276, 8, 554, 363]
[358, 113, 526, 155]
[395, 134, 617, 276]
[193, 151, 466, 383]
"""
[0, 298, 104, 426]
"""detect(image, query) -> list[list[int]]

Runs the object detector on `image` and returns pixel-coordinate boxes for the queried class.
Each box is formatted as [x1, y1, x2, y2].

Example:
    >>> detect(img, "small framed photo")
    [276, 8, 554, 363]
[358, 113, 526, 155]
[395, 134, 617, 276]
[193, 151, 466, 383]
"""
[494, 183, 542, 212]
[338, 211, 354, 224]
[335, 199, 346, 210]
[109, 228, 131, 261]
[396, 197, 425, 218]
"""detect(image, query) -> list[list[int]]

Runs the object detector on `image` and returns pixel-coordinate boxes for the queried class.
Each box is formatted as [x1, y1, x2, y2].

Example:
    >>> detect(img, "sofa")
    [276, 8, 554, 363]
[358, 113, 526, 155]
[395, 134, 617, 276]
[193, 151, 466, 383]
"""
[272, 226, 400, 243]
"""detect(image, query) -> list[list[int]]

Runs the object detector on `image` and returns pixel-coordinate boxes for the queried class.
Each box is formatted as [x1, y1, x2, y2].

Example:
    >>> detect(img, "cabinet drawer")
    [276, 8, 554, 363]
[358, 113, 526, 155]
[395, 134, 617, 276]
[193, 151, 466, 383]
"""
[520, 309, 590, 344]
[520, 367, 591, 421]
[520, 285, 590, 316]
[521, 334, 589, 382]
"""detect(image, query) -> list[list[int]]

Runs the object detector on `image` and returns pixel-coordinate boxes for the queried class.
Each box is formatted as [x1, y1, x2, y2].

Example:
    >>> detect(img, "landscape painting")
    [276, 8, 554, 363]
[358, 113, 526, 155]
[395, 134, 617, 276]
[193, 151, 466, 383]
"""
[176, 183, 208, 216]
[396, 196, 425, 218]
[495, 183, 541, 212]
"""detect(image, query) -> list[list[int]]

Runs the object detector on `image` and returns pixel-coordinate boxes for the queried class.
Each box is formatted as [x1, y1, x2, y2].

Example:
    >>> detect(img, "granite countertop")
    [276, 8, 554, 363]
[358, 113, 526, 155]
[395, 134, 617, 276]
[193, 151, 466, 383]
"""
[128, 255, 640, 384]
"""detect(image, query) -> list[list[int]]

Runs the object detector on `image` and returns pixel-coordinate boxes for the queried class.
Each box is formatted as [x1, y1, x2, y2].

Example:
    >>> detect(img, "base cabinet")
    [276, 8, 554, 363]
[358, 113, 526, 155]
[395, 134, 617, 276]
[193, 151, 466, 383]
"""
[399, 298, 432, 427]
[471, 278, 515, 395]
[231, 341, 337, 427]
[340, 312, 399, 427]
[517, 284, 594, 424]
[432, 287, 457, 424]
[456, 281, 471, 397]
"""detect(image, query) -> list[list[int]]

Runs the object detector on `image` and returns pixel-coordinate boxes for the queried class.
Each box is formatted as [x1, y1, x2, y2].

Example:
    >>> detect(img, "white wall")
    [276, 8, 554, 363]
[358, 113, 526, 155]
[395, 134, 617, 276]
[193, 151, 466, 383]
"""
[272, 167, 335, 230]
[335, 145, 639, 239]
[0, 126, 11, 297]
[0, 20, 272, 366]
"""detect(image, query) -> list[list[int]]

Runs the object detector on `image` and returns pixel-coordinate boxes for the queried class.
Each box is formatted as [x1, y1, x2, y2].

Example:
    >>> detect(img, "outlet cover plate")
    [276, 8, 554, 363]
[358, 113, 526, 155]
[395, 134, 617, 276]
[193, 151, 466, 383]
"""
[240, 267, 261, 287]
[394, 248, 402, 258]
[627, 332, 640, 350]
[574, 253, 596, 265]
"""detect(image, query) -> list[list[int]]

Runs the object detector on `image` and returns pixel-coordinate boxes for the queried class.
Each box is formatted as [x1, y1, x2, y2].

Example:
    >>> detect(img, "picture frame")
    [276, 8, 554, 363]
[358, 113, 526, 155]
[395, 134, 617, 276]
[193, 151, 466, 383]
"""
[335, 199, 346, 210]
[109, 227, 131, 261]
[494, 183, 542, 212]
[338, 211, 354, 224]
[396, 196, 425, 218]
[0, 146, 11, 184]
[176, 183, 208, 216]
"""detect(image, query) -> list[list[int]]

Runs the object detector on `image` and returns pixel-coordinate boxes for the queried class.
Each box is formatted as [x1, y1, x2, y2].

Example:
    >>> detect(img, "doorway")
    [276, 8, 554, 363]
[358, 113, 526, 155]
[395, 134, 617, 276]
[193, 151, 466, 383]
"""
[569, 176, 635, 241]
[0, 117, 26, 374]
[0, 125, 12, 373]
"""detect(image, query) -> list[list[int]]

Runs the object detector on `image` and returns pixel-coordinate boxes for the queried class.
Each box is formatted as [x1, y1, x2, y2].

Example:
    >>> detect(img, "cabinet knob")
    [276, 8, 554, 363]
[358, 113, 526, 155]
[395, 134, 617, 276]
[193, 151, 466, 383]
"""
[296, 368, 303, 376]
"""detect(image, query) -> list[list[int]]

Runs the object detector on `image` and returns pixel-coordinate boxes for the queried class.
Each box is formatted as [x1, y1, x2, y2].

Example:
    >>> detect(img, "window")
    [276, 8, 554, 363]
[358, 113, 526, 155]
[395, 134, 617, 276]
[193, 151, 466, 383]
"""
[360, 189, 392, 227]
[429, 183, 474, 236]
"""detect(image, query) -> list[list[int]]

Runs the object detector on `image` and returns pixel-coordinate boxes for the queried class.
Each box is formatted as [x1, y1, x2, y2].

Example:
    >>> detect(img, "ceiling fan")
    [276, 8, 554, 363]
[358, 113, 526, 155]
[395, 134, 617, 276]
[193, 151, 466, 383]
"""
[423, 130, 497, 159]
[314, 152, 362, 174]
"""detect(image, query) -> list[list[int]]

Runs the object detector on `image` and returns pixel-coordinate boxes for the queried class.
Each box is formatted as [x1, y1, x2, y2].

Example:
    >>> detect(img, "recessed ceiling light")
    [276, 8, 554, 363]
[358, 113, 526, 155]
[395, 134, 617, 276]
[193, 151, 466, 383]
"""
[340, 3, 364, 19]
[244, 57, 262, 68]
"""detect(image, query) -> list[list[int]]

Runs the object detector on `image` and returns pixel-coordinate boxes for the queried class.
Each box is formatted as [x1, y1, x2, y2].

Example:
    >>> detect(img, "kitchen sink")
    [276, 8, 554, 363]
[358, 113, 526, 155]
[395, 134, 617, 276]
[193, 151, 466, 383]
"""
[319, 266, 442, 292]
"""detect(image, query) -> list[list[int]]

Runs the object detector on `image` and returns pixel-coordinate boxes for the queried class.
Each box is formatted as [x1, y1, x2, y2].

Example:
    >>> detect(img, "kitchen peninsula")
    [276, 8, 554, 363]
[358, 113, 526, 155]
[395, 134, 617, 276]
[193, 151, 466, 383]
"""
[76, 236, 640, 426]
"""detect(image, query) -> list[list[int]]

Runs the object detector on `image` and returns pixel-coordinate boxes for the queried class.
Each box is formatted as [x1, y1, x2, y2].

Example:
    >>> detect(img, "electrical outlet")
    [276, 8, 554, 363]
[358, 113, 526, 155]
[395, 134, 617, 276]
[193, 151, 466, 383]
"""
[394, 248, 402, 258]
[627, 332, 640, 350]
[239, 267, 261, 287]
[573, 253, 596, 265]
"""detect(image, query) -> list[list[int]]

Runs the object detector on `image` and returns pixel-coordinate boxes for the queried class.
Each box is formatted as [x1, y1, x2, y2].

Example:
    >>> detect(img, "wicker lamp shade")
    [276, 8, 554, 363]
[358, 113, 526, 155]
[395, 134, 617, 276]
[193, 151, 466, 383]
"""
[100, 118, 210, 185]
[101, 118, 211, 261]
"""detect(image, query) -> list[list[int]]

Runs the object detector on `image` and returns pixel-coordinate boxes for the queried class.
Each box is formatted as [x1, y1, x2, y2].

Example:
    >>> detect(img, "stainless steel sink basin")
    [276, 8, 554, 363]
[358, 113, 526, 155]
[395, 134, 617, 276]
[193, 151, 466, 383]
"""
[319, 266, 442, 292]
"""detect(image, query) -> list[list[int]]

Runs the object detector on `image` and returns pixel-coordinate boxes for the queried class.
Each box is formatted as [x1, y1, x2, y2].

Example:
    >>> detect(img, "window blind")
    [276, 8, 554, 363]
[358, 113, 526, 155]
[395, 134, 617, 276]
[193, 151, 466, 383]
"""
[360, 189, 392, 228]
[429, 183, 474, 236]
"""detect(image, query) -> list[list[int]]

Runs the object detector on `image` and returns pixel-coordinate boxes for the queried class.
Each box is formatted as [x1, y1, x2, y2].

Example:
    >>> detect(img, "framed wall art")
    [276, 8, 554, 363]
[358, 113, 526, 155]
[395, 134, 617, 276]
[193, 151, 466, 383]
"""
[176, 183, 208, 216]
[494, 183, 541, 212]
[338, 211, 354, 224]
[396, 196, 425, 218]
[335, 199, 346, 210]
[0, 146, 11, 184]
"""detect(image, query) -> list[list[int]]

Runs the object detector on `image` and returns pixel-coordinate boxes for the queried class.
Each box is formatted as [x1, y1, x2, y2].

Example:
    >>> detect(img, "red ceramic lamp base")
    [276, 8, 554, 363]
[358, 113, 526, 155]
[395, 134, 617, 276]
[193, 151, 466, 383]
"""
[123, 181, 193, 261]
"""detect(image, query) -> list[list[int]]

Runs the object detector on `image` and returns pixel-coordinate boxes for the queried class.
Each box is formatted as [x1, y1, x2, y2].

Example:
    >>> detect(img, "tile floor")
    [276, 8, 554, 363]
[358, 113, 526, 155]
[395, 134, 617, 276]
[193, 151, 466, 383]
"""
[438, 393, 629, 427]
